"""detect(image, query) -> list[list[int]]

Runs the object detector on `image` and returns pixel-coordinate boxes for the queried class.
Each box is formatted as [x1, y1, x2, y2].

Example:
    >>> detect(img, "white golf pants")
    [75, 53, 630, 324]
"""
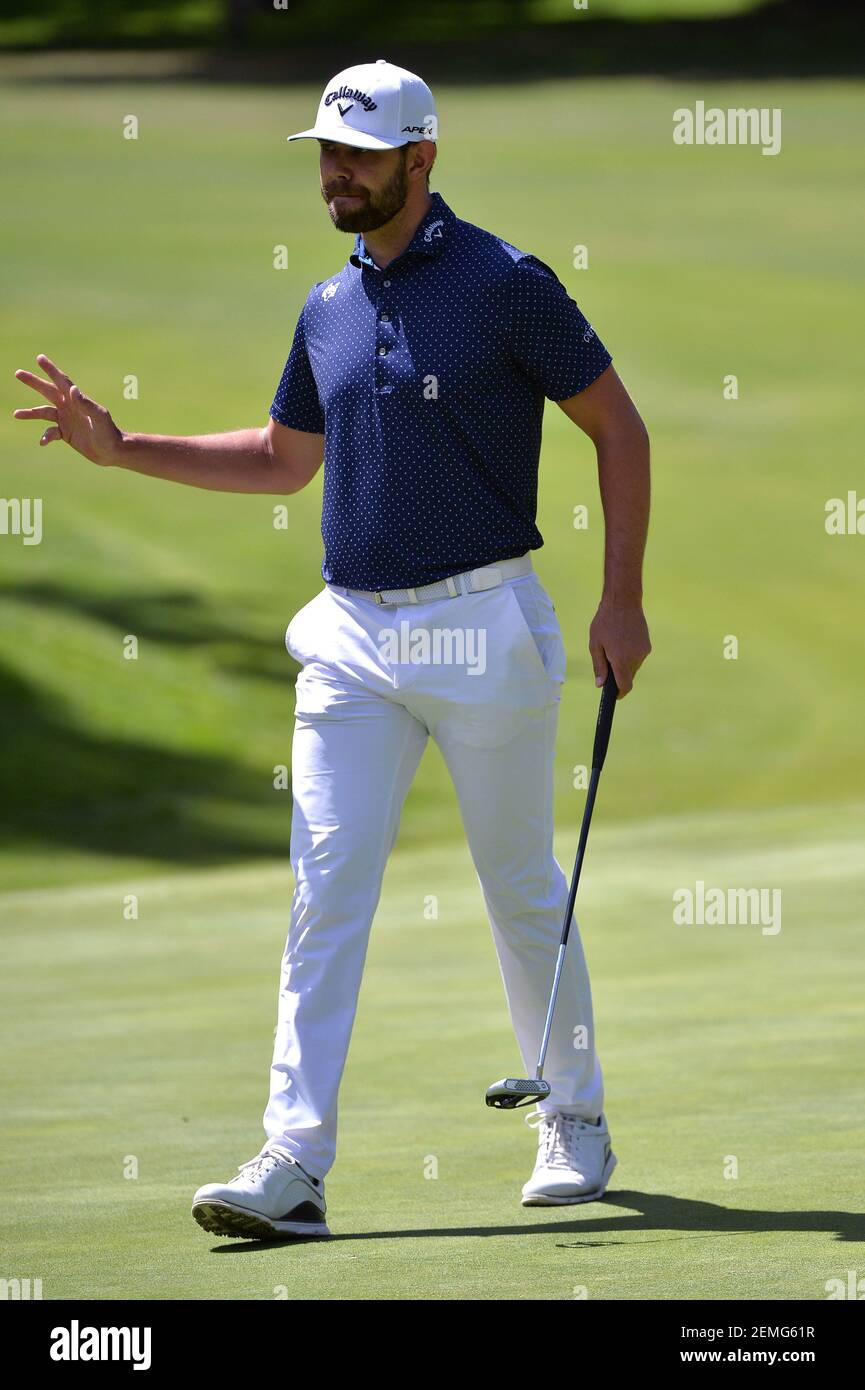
[262, 562, 605, 1178]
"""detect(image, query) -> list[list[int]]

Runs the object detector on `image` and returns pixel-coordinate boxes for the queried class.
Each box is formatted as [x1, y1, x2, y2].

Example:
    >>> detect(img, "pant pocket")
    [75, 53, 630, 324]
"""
[506, 578, 566, 687]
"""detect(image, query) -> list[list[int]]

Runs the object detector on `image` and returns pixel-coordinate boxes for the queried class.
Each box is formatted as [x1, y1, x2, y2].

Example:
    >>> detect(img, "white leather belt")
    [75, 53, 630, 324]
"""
[330, 553, 534, 606]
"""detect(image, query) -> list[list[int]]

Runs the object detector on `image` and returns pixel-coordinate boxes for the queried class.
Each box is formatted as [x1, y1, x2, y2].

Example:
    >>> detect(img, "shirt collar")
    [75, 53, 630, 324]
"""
[349, 190, 455, 272]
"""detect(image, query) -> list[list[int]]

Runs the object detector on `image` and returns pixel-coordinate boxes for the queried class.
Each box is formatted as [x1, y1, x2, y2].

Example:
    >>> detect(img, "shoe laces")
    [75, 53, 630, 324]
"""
[237, 1148, 292, 1180]
[525, 1110, 585, 1169]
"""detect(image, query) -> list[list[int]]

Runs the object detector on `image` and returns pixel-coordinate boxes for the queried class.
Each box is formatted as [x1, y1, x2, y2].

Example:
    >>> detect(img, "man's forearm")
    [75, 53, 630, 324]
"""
[113, 427, 281, 494]
[596, 423, 651, 602]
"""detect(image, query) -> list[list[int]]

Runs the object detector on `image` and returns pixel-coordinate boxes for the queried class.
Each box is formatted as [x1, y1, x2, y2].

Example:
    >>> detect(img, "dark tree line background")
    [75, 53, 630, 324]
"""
[0, 0, 861, 78]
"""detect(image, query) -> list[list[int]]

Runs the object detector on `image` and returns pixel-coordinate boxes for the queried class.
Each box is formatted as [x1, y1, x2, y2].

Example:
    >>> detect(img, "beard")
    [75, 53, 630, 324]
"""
[322, 151, 410, 233]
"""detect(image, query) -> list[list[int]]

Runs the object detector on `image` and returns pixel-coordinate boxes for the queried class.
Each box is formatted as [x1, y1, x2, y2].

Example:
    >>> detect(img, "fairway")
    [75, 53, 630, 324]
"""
[2, 76, 864, 886]
[1, 71, 864, 1301]
[2, 804, 864, 1299]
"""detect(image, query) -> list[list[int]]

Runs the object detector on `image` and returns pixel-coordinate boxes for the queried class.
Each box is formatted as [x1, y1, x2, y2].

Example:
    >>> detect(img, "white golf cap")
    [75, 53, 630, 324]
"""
[287, 58, 437, 152]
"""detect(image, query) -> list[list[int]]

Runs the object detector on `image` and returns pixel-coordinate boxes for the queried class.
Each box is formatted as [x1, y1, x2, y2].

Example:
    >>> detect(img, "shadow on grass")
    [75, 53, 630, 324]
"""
[1, 583, 297, 866]
[206, 1189, 865, 1252]
[8, 581, 293, 684]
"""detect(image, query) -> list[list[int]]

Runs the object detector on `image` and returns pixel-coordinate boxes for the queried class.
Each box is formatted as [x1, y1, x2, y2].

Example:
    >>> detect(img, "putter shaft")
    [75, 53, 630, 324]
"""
[534, 670, 618, 1081]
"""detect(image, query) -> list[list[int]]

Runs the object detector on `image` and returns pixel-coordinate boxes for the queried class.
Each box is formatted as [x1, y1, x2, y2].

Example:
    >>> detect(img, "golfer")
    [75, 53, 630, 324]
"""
[14, 59, 651, 1240]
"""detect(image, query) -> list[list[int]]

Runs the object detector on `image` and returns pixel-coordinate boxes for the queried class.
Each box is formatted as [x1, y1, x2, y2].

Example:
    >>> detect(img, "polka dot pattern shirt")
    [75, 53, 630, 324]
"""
[270, 189, 612, 590]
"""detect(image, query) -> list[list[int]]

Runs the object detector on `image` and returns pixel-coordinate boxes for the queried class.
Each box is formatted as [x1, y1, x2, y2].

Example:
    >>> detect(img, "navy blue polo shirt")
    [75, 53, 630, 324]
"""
[269, 189, 612, 590]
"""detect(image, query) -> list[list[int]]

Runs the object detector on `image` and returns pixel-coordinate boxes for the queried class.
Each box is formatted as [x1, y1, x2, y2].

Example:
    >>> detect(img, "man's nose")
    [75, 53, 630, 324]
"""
[323, 153, 356, 181]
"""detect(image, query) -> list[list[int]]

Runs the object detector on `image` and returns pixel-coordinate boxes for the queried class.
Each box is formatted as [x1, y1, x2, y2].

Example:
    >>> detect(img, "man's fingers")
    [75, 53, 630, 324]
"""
[610, 659, 633, 699]
[36, 354, 74, 392]
[13, 405, 58, 423]
[39, 427, 62, 445]
[591, 638, 635, 698]
[14, 369, 61, 404]
[70, 383, 103, 413]
[590, 640, 609, 688]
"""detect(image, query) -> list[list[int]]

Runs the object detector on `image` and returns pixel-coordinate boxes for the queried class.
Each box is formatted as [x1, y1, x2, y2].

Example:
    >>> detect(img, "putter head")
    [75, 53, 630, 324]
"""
[485, 1077, 552, 1110]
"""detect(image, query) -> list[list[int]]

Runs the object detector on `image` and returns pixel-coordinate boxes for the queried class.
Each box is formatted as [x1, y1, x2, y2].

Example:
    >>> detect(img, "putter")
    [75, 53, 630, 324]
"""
[485, 665, 619, 1109]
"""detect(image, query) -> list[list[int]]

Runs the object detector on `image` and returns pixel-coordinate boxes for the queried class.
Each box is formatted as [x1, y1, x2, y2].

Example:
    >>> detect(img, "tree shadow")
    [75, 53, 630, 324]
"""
[7, 581, 294, 686]
[0, 582, 299, 867]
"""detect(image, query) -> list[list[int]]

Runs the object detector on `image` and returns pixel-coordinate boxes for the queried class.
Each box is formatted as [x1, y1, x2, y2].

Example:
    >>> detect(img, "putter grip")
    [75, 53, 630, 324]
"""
[591, 666, 619, 770]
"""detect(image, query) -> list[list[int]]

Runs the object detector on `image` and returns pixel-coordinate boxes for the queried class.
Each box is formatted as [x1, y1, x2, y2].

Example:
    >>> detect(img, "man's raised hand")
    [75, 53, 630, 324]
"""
[13, 354, 123, 466]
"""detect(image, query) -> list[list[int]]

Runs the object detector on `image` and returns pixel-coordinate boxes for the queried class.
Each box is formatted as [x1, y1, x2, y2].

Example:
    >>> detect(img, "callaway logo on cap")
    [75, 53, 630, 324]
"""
[287, 59, 438, 151]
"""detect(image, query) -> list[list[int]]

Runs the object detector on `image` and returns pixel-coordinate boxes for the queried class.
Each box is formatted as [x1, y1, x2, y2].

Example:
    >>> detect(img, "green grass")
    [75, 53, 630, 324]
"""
[2, 804, 864, 1299]
[1, 76, 864, 888]
[1, 74, 863, 1298]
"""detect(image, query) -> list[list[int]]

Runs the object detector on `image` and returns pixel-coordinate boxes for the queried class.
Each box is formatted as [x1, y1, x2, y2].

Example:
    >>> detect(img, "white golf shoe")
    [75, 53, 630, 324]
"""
[192, 1146, 330, 1239]
[521, 1109, 617, 1206]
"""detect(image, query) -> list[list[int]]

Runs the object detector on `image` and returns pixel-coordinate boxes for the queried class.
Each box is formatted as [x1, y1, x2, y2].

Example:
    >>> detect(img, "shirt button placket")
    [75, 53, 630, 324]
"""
[376, 276, 395, 395]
